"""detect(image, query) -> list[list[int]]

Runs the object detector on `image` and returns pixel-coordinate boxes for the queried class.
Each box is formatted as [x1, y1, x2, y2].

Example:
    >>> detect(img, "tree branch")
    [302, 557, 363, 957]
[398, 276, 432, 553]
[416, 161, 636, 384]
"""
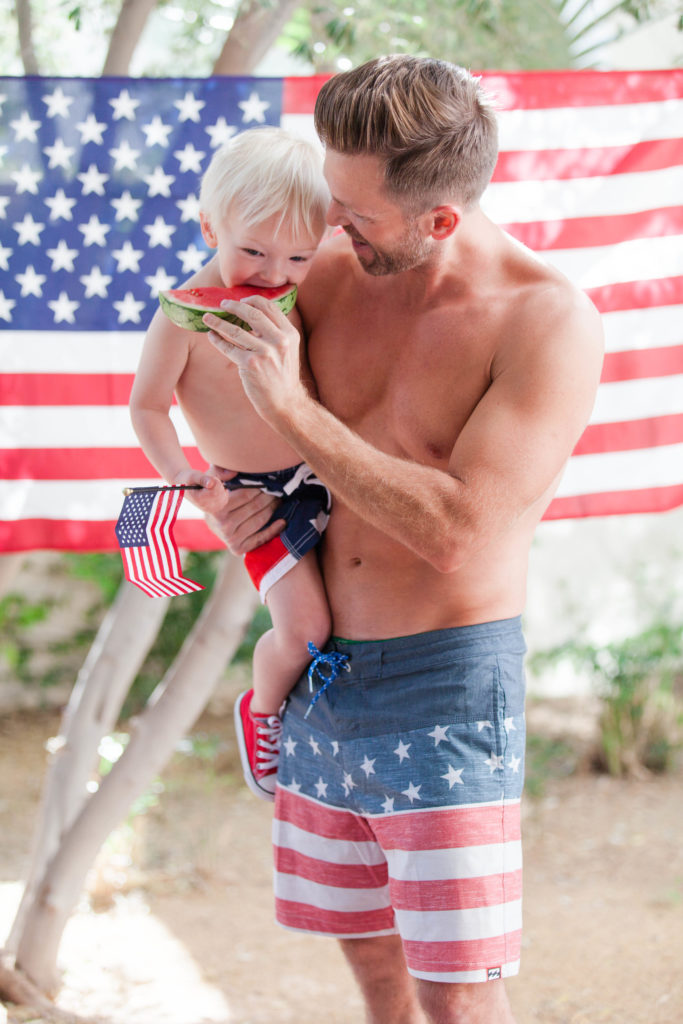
[212, 0, 300, 75]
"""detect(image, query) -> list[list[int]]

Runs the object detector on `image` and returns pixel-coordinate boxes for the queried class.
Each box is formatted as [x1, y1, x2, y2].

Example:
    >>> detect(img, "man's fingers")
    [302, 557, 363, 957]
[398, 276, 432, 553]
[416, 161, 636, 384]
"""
[239, 517, 287, 554]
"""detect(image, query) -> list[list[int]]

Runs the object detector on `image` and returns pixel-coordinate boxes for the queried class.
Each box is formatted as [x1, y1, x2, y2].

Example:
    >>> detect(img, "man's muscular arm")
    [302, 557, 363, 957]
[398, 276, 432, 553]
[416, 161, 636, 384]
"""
[204, 288, 603, 571]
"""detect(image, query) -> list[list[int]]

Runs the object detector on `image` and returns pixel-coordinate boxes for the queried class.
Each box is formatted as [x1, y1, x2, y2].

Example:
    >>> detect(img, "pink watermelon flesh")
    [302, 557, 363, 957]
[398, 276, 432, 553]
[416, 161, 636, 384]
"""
[159, 283, 297, 331]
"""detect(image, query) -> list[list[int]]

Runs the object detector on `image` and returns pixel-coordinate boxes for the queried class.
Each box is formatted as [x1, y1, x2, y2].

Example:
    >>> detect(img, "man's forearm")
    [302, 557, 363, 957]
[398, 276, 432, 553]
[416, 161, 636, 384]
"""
[272, 391, 470, 573]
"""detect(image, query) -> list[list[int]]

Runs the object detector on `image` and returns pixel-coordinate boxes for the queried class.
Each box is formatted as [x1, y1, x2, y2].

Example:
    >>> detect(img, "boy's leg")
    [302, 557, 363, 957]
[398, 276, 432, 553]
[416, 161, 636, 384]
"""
[235, 550, 330, 800]
[251, 549, 330, 714]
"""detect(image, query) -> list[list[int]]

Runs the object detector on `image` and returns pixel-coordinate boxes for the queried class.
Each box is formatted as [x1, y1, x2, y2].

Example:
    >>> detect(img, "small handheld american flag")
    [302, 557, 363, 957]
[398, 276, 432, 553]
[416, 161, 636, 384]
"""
[114, 486, 203, 597]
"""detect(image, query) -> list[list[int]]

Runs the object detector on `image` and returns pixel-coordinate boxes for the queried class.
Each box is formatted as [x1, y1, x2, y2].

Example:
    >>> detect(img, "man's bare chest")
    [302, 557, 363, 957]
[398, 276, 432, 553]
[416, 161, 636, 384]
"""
[309, 302, 495, 465]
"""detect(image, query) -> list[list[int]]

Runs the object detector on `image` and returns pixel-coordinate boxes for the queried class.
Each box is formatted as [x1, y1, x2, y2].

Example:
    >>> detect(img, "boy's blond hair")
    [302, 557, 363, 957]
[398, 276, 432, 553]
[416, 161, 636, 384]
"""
[199, 127, 329, 238]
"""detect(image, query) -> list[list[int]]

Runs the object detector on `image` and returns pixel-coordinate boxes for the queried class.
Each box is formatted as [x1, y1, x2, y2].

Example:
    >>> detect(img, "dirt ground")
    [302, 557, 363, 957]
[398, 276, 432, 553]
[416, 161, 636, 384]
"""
[1, 703, 682, 1024]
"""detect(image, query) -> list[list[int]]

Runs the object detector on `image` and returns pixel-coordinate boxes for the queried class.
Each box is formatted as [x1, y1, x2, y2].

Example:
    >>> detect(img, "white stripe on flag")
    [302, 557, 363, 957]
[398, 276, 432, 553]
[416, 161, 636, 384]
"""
[482, 165, 683, 223]
[1, 332, 145, 372]
[556, 442, 683, 498]
[602, 305, 682, 354]
[1, 406, 195, 448]
[543, 233, 683, 290]
[590, 374, 683, 423]
[496, 98, 683, 151]
[0, 480, 206, 520]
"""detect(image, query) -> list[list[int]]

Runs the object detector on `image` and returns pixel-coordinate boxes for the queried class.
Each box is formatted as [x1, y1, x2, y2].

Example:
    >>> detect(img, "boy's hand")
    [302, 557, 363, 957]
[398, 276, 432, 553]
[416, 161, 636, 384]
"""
[170, 467, 224, 511]
[203, 464, 286, 556]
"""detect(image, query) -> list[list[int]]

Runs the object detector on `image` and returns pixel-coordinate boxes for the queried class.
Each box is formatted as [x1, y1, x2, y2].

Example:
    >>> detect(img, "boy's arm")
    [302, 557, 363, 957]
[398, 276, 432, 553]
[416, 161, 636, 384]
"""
[129, 308, 195, 483]
[129, 309, 231, 516]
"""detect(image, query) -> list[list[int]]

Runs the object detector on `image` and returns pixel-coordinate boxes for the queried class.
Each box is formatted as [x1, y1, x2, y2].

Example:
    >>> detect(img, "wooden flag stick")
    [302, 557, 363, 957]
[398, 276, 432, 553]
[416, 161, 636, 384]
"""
[122, 484, 203, 496]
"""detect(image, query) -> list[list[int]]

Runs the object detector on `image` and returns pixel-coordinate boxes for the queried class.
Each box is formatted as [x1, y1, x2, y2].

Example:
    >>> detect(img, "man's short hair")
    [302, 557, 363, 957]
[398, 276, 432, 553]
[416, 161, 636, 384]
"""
[314, 55, 499, 211]
[199, 127, 329, 237]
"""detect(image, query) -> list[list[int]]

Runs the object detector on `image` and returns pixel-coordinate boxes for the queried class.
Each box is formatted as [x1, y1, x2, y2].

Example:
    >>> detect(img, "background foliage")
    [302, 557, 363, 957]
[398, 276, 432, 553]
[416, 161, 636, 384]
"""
[3, 0, 680, 78]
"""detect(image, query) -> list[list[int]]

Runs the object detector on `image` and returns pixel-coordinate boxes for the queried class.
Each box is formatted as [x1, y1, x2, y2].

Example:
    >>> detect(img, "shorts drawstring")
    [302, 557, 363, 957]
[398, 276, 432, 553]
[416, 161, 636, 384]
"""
[304, 642, 350, 719]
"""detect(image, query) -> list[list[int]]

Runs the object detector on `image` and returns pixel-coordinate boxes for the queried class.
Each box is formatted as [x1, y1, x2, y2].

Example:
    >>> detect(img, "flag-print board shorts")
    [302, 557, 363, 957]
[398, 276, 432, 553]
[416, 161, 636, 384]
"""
[223, 463, 331, 601]
[273, 617, 527, 984]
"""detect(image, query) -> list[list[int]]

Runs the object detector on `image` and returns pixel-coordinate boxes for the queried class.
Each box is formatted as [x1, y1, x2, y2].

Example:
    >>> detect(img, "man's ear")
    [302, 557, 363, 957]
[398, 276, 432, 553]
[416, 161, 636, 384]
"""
[199, 212, 218, 248]
[428, 206, 461, 240]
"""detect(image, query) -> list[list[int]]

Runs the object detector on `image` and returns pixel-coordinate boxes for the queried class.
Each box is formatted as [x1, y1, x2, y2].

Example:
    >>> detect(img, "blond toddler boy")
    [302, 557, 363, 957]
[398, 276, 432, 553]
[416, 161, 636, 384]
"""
[129, 128, 331, 799]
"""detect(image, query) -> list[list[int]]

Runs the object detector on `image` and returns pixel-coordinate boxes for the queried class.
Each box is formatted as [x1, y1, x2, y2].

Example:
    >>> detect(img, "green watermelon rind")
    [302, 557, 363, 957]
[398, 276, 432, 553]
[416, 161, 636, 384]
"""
[158, 285, 297, 333]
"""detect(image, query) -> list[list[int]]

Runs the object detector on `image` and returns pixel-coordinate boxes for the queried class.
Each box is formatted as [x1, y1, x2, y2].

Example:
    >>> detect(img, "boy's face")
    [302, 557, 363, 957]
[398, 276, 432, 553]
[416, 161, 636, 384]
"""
[199, 210, 322, 289]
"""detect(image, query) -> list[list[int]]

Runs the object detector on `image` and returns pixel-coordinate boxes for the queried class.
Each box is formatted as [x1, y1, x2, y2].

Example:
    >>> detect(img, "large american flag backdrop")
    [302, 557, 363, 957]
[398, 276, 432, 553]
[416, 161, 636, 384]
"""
[1, 70, 682, 553]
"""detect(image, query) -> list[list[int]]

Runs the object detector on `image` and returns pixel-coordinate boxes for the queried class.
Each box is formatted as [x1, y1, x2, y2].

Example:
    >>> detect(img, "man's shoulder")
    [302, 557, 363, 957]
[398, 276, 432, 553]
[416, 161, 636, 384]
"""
[501, 238, 601, 345]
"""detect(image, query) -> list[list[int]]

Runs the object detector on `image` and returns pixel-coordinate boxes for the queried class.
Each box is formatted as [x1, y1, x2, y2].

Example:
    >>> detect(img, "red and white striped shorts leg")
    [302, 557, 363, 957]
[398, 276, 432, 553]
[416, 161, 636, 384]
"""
[273, 786, 397, 938]
[273, 786, 522, 983]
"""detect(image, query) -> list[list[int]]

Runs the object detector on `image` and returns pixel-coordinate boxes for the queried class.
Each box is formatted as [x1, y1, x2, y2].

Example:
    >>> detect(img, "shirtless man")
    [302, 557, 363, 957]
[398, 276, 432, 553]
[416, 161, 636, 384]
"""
[201, 56, 604, 1024]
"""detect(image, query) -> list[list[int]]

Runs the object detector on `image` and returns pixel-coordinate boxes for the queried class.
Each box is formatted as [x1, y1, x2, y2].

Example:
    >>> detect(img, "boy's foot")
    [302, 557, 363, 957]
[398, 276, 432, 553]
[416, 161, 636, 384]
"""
[234, 689, 282, 801]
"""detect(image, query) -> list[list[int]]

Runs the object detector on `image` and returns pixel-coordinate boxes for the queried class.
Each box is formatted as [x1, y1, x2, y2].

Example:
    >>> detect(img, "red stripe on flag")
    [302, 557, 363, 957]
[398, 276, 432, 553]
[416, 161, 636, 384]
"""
[493, 138, 683, 183]
[574, 413, 683, 456]
[402, 932, 522, 973]
[587, 276, 683, 314]
[275, 846, 389, 890]
[390, 870, 523, 912]
[282, 75, 332, 114]
[504, 206, 683, 251]
[0, 518, 224, 553]
[544, 484, 683, 519]
[0, 448, 204, 479]
[1, 374, 136, 406]
[478, 69, 683, 109]
[275, 897, 394, 936]
[600, 346, 683, 383]
[285, 69, 683, 112]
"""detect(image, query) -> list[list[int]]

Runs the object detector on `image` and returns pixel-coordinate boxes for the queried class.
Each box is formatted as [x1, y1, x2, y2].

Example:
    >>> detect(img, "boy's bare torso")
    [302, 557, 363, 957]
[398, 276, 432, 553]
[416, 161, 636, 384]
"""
[299, 232, 585, 640]
[172, 256, 303, 473]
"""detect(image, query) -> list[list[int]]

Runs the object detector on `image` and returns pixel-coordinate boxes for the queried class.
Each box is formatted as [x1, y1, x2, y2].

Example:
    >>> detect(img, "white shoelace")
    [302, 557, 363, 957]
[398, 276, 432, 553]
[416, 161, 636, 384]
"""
[255, 715, 282, 774]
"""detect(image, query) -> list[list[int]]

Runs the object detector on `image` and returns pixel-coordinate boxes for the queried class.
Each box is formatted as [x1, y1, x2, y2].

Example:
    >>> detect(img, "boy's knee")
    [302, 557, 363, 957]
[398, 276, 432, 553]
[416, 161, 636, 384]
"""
[305, 607, 332, 649]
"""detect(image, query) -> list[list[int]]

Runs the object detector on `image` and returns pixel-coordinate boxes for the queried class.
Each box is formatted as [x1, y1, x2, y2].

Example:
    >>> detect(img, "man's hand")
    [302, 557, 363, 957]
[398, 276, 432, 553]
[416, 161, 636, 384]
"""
[203, 296, 305, 426]
[203, 465, 286, 557]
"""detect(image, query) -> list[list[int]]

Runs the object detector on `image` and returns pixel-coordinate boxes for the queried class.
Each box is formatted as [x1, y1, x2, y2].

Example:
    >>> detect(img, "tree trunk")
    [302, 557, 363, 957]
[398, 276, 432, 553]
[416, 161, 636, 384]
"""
[5, 579, 170, 954]
[212, 0, 300, 74]
[102, 0, 159, 75]
[13, 553, 257, 995]
[15, 0, 40, 74]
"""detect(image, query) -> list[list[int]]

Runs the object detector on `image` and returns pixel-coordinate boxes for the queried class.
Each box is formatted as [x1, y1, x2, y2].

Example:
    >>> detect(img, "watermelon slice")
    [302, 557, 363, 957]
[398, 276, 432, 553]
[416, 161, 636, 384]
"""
[158, 283, 297, 332]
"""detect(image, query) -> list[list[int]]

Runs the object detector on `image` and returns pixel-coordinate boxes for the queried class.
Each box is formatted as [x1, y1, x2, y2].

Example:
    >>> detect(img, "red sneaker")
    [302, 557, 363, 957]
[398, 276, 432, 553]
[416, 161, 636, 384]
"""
[234, 689, 282, 801]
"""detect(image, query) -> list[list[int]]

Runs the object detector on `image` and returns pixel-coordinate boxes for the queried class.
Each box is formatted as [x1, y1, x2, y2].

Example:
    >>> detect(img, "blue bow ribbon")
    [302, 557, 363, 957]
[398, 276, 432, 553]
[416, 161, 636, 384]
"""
[304, 642, 350, 719]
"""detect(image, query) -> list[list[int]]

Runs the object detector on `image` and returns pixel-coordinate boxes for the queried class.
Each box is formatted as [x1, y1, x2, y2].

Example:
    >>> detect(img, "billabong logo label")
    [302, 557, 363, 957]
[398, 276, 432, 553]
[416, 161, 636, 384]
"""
[487, 967, 502, 981]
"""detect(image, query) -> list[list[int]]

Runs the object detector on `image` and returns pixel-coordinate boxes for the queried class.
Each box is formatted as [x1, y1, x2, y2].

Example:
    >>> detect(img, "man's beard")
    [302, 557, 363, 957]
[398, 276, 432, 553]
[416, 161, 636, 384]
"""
[345, 222, 433, 276]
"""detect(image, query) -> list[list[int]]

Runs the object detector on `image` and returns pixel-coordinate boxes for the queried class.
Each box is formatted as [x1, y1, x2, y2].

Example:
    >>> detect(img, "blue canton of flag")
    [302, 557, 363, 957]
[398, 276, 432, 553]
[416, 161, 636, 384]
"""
[0, 76, 284, 331]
